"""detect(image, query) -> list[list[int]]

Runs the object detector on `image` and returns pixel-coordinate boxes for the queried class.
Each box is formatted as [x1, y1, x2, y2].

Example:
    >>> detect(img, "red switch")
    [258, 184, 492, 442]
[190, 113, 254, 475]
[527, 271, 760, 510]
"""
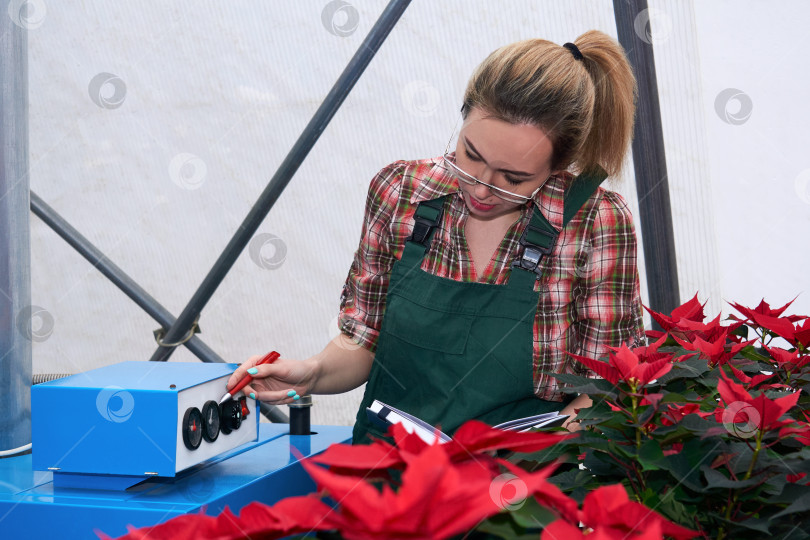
[239, 396, 250, 418]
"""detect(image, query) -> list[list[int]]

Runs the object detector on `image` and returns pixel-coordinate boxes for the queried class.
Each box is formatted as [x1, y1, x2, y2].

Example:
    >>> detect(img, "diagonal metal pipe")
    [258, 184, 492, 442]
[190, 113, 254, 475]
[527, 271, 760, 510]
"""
[613, 0, 681, 322]
[30, 192, 288, 423]
[149, 0, 412, 362]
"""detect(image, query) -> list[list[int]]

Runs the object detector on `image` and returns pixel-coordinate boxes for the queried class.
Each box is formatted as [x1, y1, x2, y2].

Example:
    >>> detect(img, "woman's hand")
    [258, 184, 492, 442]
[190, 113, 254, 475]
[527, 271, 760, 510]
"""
[226, 354, 317, 405]
[560, 393, 593, 432]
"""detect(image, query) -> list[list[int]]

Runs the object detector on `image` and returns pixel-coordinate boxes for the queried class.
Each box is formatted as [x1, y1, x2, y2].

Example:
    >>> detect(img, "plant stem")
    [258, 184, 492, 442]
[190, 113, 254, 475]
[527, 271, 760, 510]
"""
[630, 393, 641, 449]
[744, 430, 763, 481]
[719, 429, 764, 540]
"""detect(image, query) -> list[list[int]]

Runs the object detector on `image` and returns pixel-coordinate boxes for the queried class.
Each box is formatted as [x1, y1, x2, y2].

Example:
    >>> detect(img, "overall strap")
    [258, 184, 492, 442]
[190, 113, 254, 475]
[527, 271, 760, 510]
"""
[400, 195, 449, 266]
[511, 166, 608, 282]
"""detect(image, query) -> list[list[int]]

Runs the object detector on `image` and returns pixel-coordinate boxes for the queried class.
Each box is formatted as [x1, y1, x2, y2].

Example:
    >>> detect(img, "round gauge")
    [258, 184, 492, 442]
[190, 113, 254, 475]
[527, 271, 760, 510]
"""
[182, 407, 203, 450]
[201, 400, 220, 443]
[219, 399, 242, 434]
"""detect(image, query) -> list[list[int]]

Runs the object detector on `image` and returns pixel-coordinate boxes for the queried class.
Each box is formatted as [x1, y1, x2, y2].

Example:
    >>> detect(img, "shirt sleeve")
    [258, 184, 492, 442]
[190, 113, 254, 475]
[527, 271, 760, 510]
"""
[338, 162, 406, 352]
[574, 190, 646, 376]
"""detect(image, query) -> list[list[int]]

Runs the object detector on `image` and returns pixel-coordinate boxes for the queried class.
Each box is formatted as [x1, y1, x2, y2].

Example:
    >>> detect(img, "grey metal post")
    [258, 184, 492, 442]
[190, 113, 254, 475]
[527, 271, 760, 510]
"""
[613, 0, 681, 320]
[1, 8, 32, 452]
[149, 0, 412, 362]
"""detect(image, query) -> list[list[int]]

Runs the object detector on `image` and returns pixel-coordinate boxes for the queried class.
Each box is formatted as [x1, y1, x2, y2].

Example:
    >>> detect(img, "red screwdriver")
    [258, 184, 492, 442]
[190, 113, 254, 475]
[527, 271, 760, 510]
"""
[219, 351, 280, 404]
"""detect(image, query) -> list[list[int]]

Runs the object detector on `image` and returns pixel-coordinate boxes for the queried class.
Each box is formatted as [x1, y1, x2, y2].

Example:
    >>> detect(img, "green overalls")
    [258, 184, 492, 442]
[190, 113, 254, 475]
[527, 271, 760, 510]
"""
[352, 169, 606, 444]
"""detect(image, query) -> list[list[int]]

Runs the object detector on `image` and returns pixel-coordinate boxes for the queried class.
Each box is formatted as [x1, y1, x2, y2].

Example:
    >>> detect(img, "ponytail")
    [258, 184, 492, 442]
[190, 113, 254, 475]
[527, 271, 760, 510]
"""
[575, 30, 637, 176]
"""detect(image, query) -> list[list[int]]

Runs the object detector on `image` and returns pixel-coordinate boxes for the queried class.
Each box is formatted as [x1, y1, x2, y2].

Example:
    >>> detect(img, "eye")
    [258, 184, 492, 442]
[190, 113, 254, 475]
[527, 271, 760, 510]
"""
[463, 148, 481, 162]
[504, 176, 522, 186]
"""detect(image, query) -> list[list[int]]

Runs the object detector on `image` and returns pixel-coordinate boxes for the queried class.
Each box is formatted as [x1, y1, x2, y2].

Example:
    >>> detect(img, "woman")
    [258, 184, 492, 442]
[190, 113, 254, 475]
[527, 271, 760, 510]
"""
[227, 30, 646, 443]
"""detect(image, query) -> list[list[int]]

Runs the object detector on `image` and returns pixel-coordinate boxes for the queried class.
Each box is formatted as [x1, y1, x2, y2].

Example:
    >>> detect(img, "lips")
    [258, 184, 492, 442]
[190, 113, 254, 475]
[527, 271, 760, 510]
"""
[467, 195, 496, 212]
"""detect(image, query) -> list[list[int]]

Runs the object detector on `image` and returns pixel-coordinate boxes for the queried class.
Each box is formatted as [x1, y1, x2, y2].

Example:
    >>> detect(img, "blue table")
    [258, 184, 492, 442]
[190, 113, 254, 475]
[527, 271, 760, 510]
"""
[0, 424, 351, 539]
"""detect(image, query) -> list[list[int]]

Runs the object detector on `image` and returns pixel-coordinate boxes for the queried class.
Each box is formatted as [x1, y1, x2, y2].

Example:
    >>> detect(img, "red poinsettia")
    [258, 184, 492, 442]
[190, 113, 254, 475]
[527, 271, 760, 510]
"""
[568, 343, 674, 389]
[540, 484, 697, 540]
[715, 371, 800, 434]
[793, 318, 810, 348]
[303, 442, 570, 540]
[727, 365, 773, 389]
[778, 411, 810, 446]
[763, 345, 810, 374]
[647, 294, 706, 333]
[729, 298, 808, 345]
[311, 420, 568, 475]
[660, 403, 710, 427]
[103, 495, 342, 540]
[671, 329, 754, 367]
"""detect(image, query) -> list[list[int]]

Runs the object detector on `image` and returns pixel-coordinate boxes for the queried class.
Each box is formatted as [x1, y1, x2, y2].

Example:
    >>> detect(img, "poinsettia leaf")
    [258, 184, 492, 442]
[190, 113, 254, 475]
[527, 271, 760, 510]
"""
[657, 439, 721, 493]
[700, 466, 763, 490]
[716, 515, 773, 534]
[659, 392, 689, 404]
[508, 496, 560, 529]
[510, 441, 574, 465]
[677, 414, 715, 435]
[546, 372, 598, 387]
[549, 373, 619, 398]
[656, 356, 710, 385]
[474, 513, 540, 539]
[638, 440, 665, 471]
[766, 482, 810, 505]
[739, 345, 776, 366]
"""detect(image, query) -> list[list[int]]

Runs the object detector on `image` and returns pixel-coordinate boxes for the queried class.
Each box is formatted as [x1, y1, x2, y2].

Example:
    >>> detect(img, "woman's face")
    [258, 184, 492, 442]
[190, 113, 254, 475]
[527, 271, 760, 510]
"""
[454, 107, 558, 221]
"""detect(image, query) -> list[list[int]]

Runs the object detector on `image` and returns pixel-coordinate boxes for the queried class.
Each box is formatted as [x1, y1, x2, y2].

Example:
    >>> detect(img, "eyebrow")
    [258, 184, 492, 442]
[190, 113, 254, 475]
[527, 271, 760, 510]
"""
[463, 137, 534, 177]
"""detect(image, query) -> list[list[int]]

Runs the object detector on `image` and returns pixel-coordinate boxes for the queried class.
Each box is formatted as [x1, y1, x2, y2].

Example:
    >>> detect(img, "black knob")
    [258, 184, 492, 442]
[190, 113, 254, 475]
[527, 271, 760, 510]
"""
[219, 398, 242, 434]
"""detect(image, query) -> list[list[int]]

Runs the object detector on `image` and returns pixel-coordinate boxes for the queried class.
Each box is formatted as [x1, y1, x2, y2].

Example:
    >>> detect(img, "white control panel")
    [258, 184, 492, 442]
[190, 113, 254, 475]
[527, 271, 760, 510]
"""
[175, 374, 258, 473]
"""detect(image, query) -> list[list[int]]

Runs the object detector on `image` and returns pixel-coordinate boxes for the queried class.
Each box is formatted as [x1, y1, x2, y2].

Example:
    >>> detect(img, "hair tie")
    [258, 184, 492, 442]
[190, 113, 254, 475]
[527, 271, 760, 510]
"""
[563, 42, 584, 61]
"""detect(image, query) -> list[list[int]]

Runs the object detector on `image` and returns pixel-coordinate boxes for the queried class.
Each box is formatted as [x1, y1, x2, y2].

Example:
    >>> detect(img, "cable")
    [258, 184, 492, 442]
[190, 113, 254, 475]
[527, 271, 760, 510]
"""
[0, 443, 31, 457]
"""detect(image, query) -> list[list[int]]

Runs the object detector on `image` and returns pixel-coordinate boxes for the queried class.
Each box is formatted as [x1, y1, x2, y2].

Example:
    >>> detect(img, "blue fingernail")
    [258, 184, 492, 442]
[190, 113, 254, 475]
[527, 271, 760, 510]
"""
[247, 367, 258, 375]
[287, 390, 296, 397]
[249, 392, 256, 400]
[293, 394, 300, 400]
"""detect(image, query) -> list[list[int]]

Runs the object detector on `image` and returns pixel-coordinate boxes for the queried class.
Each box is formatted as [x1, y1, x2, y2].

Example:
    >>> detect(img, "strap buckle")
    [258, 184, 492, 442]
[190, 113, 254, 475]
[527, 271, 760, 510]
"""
[408, 215, 438, 245]
[406, 198, 445, 247]
[513, 223, 557, 274]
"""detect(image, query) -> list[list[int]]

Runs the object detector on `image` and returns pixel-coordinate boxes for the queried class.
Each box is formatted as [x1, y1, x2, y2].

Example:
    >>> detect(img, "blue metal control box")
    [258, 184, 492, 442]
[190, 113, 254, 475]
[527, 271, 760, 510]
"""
[32, 362, 259, 480]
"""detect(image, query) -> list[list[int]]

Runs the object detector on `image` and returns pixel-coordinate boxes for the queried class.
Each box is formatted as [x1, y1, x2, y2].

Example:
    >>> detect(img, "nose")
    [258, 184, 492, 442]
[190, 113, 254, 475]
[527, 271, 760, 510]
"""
[472, 181, 495, 200]
[471, 166, 498, 199]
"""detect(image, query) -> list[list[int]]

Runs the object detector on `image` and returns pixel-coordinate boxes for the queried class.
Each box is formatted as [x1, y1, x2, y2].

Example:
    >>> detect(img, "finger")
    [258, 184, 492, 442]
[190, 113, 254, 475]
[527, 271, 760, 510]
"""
[227, 354, 263, 390]
[240, 384, 257, 400]
[244, 361, 291, 383]
[254, 388, 301, 405]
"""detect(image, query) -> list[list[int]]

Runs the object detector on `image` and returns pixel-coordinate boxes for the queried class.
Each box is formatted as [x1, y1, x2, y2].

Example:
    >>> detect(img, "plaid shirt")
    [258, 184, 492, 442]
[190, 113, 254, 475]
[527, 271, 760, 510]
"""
[339, 155, 646, 401]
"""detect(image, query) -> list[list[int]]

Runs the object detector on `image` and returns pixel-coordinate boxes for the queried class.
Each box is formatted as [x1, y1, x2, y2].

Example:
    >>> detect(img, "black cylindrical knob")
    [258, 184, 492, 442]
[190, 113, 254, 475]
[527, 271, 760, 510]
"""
[288, 395, 312, 435]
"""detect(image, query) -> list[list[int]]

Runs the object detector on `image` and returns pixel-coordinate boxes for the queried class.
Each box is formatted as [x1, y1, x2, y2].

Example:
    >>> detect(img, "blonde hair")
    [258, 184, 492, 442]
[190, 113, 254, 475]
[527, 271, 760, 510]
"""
[461, 30, 637, 177]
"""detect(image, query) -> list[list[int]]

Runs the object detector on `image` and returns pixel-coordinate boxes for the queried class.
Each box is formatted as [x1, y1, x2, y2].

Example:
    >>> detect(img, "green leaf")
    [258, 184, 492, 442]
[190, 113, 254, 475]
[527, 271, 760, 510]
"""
[659, 392, 689, 403]
[700, 466, 763, 490]
[509, 497, 559, 529]
[473, 512, 540, 539]
[656, 439, 721, 493]
[638, 439, 665, 471]
[657, 356, 711, 385]
[725, 516, 772, 534]
[549, 373, 619, 398]
[548, 467, 599, 492]
[677, 414, 715, 435]
[739, 346, 775, 366]
[767, 483, 810, 507]
[510, 443, 573, 466]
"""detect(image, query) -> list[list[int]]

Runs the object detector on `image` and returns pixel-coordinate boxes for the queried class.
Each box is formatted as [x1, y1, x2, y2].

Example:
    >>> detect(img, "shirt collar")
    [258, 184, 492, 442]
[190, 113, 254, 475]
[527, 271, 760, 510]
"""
[409, 155, 571, 232]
